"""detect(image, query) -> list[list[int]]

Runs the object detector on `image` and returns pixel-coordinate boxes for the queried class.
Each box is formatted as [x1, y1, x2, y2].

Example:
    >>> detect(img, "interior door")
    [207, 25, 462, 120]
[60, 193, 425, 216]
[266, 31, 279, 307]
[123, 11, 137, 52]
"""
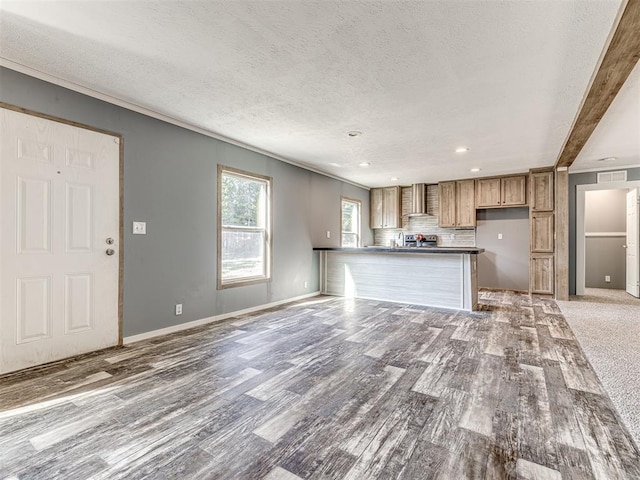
[0, 107, 120, 374]
[626, 188, 639, 298]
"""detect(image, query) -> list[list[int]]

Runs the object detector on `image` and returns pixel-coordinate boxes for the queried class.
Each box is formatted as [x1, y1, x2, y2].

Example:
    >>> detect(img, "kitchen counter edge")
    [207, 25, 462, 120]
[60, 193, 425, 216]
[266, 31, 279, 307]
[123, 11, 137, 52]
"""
[313, 247, 485, 254]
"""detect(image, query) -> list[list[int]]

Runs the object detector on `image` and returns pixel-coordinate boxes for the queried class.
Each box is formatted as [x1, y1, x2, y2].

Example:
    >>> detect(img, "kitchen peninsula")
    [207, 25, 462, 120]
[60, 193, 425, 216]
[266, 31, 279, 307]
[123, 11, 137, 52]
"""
[313, 246, 484, 311]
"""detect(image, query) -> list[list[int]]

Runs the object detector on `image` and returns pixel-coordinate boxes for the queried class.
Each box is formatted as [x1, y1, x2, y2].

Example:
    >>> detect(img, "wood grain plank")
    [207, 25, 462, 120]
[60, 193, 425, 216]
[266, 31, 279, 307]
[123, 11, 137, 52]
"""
[1, 293, 639, 479]
[459, 354, 504, 436]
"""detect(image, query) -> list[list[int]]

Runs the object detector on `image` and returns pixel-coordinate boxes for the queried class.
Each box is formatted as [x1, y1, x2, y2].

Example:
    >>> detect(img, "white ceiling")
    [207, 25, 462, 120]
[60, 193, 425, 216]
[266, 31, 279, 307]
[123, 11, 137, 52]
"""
[0, 1, 626, 188]
[571, 59, 640, 173]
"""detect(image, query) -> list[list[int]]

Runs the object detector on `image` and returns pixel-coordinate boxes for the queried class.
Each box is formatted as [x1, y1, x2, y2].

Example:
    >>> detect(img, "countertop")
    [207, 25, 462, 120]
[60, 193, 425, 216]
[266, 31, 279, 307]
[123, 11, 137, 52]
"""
[313, 246, 485, 254]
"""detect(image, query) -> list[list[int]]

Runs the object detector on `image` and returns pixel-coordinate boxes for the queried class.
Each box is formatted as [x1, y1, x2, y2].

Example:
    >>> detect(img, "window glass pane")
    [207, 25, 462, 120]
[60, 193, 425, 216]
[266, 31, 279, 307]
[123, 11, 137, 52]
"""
[221, 173, 265, 227]
[342, 233, 358, 248]
[342, 201, 355, 233]
[222, 230, 265, 280]
[341, 199, 360, 247]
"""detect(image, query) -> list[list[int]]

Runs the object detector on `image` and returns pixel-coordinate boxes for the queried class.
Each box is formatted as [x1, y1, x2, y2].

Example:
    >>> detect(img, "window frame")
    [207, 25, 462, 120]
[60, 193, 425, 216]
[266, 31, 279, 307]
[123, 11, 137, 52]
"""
[217, 165, 273, 289]
[341, 196, 362, 248]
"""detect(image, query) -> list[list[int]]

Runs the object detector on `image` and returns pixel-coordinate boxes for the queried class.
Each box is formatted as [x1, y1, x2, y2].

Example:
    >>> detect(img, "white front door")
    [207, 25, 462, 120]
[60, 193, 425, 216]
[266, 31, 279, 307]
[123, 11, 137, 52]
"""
[626, 188, 640, 298]
[0, 107, 120, 374]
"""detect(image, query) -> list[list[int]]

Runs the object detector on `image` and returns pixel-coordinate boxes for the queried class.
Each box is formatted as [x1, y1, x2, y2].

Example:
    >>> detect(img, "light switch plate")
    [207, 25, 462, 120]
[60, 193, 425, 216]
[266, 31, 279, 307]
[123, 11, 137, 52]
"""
[133, 221, 146, 235]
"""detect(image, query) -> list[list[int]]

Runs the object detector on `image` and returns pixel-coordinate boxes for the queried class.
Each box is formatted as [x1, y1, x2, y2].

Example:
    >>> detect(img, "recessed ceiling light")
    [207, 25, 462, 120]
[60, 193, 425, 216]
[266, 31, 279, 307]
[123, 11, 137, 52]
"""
[390, 177, 399, 181]
[359, 162, 370, 167]
[329, 162, 341, 167]
[597, 157, 617, 162]
[347, 130, 363, 137]
[455, 147, 469, 153]
[470, 167, 481, 172]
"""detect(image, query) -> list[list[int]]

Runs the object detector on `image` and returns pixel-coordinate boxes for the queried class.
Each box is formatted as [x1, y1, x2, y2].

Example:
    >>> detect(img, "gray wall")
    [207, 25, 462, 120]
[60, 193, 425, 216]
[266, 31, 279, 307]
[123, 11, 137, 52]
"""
[585, 189, 627, 232]
[0, 67, 372, 336]
[584, 189, 627, 289]
[475, 208, 530, 291]
[569, 168, 640, 294]
[585, 237, 627, 289]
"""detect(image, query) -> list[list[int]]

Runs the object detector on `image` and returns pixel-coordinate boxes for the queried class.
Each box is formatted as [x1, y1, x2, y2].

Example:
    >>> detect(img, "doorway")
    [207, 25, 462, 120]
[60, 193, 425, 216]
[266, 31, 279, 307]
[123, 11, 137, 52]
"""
[0, 106, 122, 374]
[576, 180, 640, 297]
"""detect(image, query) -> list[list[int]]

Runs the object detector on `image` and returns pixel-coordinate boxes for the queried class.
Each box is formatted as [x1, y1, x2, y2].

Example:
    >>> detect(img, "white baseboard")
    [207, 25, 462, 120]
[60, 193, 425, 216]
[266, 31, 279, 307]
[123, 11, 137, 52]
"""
[123, 291, 321, 345]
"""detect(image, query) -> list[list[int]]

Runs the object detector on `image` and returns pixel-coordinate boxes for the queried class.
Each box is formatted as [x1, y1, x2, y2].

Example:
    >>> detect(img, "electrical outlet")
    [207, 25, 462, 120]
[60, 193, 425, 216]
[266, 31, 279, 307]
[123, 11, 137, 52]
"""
[175, 303, 182, 315]
[605, 276, 611, 283]
[304, 281, 308, 289]
[133, 221, 146, 235]
[326, 230, 331, 239]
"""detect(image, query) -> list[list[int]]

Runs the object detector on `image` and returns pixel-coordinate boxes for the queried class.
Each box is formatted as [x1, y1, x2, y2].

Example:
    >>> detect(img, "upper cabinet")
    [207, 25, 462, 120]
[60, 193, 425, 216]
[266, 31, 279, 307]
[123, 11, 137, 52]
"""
[476, 175, 527, 208]
[439, 180, 476, 227]
[530, 170, 554, 211]
[475, 178, 501, 208]
[456, 180, 476, 226]
[438, 182, 456, 227]
[501, 176, 527, 206]
[370, 186, 400, 229]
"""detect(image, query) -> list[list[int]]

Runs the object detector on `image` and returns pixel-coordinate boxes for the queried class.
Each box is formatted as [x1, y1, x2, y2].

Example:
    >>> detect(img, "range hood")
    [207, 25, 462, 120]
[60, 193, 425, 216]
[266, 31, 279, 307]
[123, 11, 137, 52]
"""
[404, 183, 433, 217]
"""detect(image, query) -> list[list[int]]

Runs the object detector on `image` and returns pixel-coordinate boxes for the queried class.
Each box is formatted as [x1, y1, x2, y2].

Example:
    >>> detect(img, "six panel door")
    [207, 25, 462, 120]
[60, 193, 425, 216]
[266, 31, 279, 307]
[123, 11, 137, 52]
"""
[0, 108, 120, 374]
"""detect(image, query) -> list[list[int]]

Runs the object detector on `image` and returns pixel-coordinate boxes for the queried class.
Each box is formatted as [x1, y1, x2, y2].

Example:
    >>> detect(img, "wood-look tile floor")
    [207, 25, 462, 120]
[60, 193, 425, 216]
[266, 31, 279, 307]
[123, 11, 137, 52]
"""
[1, 292, 639, 479]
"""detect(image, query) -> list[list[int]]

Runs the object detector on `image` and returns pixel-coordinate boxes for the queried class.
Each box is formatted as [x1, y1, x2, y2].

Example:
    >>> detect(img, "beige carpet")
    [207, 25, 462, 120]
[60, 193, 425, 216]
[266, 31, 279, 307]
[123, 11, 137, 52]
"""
[557, 288, 640, 447]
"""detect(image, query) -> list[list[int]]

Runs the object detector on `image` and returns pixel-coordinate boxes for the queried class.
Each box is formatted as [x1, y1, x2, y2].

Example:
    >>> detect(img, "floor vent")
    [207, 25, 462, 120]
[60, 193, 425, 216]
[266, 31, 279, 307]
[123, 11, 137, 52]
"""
[597, 170, 627, 183]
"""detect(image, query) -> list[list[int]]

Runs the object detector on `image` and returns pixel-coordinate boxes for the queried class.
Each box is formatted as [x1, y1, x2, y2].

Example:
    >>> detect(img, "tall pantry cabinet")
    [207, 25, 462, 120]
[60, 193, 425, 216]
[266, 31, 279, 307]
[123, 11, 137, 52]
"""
[529, 169, 555, 294]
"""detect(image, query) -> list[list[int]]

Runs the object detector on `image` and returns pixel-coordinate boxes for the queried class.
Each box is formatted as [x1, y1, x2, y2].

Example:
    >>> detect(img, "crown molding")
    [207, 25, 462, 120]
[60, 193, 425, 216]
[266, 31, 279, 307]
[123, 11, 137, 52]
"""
[0, 58, 369, 191]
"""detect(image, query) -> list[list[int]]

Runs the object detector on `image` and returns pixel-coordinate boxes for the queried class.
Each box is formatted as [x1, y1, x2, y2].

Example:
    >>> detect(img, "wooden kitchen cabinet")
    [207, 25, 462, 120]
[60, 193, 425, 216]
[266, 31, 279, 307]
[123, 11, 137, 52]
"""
[529, 168, 555, 295]
[382, 186, 401, 228]
[438, 182, 456, 227]
[476, 175, 527, 208]
[370, 186, 400, 229]
[531, 212, 554, 253]
[475, 178, 501, 208]
[456, 180, 476, 226]
[438, 180, 476, 227]
[501, 176, 527, 206]
[530, 254, 554, 294]
[530, 170, 554, 211]
[370, 188, 383, 228]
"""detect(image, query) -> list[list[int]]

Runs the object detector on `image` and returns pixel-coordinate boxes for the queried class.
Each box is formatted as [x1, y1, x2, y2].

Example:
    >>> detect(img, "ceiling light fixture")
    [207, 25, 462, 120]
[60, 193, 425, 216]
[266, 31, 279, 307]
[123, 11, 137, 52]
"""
[455, 147, 469, 153]
[347, 130, 363, 137]
[329, 162, 341, 167]
[391, 177, 399, 181]
[597, 157, 617, 162]
[359, 162, 370, 167]
[470, 167, 481, 172]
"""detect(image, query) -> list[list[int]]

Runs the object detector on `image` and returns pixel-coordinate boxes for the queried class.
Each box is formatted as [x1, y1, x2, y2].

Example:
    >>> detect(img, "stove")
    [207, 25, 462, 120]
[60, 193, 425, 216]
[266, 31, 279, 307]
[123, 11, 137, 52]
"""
[404, 234, 438, 247]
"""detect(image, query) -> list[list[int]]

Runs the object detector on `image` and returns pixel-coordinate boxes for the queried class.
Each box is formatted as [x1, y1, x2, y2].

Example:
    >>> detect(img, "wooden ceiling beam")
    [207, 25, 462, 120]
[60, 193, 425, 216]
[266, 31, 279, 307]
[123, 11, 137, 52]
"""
[555, 0, 640, 168]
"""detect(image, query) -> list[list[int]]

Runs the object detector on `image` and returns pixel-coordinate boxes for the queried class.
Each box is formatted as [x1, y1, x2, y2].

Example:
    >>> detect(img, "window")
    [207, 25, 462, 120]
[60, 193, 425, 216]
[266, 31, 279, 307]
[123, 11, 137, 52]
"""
[341, 197, 361, 247]
[218, 165, 272, 288]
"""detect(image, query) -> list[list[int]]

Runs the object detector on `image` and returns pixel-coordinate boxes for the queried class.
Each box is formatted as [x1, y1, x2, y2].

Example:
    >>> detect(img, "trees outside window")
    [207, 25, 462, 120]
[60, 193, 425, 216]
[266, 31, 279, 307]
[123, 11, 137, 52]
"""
[341, 197, 361, 247]
[218, 166, 272, 288]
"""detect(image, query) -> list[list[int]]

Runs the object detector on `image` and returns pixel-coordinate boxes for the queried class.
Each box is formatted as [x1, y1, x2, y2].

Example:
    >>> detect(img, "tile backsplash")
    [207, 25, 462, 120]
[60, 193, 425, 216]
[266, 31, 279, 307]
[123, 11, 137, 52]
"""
[373, 185, 476, 247]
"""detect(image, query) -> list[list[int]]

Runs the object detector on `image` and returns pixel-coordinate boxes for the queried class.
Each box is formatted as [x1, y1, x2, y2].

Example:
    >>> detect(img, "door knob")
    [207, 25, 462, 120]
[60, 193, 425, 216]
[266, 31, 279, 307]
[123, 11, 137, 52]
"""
[106, 249, 115, 256]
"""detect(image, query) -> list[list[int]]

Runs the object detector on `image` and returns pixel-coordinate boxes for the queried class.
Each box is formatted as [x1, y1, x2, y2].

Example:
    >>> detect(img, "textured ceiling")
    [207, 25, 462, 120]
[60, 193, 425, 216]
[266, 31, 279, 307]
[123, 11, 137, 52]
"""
[572, 60, 640, 173]
[0, 1, 625, 187]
